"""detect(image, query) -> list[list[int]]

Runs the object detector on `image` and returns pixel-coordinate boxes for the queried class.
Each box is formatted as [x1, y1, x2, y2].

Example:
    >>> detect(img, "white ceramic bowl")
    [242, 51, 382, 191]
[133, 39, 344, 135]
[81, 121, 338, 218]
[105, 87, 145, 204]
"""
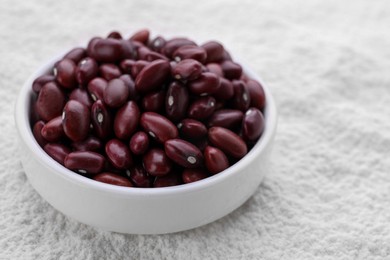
[15, 51, 277, 234]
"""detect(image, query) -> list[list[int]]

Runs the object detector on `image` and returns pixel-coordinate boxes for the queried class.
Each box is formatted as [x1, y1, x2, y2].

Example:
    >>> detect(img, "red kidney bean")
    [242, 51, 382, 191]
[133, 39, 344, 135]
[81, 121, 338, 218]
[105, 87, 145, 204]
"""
[129, 131, 149, 155]
[213, 78, 234, 100]
[107, 31, 122, 39]
[54, 59, 77, 89]
[87, 77, 107, 101]
[120, 59, 135, 74]
[182, 169, 208, 184]
[120, 39, 136, 60]
[140, 112, 178, 143]
[143, 148, 172, 176]
[33, 121, 47, 147]
[129, 60, 150, 79]
[128, 165, 152, 187]
[178, 119, 207, 140]
[44, 143, 71, 165]
[206, 63, 223, 77]
[202, 41, 224, 63]
[130, 29, 150, 44]
[187, 96, 216, 120]
[208, 127, 247, 159]
[88, 38, 122, 63]
[62, 100, 90, 142]
[71, 136, 102, 152]
[63, 47, 87, 64]
[246, 79, 266, 110]
[165, 81, 189, 122]
[91, 100, 112, 140]
[105, 139, 133, 169]
[173, 45, 207, 64]
[93, 172, 133, 187]
[114, 101, 140, 140]
[141, 90, 165, 112]
[232, 80, 250, 111]
[135, 60, 170, 93]
[75, 57, 98, 85]
[188, 72, 220, 95]
[242, 108, 265, 141]
[69, 88, 93, 108]
[165, 139, 203, 168]
[104, 78, 129, 108]
[221, 60, 242, 80]
[41, 116, 64, 142]
[36, 82, 65, 121]
[171, 59, 202, 81]
[99, 63, 121, 81]
[204, 146, 229, 174]
[162, 38, 196, 58]
[153, 172, 181, 188]
[64, 151, 105, 174]
[137, 46, 169, 61]
[119, 74, 139, 101]
[32, 75, 55, 93]
[148, 36, 166, 53]
[207, 109, 244, 129]
[222, 50, 232, 61]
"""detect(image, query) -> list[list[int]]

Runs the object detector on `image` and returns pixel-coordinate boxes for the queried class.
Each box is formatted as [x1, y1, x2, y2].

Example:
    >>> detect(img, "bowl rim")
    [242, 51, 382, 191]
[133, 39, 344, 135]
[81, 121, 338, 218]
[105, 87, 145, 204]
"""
[15, 49, 278, 196]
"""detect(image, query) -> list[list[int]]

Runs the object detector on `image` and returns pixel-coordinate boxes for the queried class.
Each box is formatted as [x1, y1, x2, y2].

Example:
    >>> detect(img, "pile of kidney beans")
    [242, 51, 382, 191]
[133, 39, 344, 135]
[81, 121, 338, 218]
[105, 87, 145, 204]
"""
[30, 29, 266, 188]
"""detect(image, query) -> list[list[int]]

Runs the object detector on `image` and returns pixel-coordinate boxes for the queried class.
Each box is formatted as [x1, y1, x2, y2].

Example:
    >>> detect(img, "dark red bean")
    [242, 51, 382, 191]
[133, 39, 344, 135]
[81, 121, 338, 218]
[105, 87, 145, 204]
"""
[207, 109, 244, 129]
[153, 172, 181, 188]
[119, 74, 139, 101]
[69, 88, 93, 108]
[204, 146, 229, 174]
[232, 80, 250, 111]
[182, 169, 208, 184]
[165, 81, 189, 122]
[242, 108, 265, 141]
[188, 72, 220, 95]
[162, 38, 196, 58]
[173, 45, 207, 64]
[141, 90, 165, 112]
[91, 100, 112, 140]
[75, 57, 98, 85]
[71, 136, 102, 152]
[54, 59, 77, 89]
[107, 31, 122, 39]
[129, 131, 149, 155]
[135, 60, 170, 93]
[32, 75, 55, 93]
[171, 59, 202, 81]
[36, 82, 65, 121]
[41, 116, 64, 142]
[202, 41, 224, 63]
[93, 172, 133, 187]
[88, 38, 122, 63]
[222, 50, 232, 61]
[63, 47, 87, 64]
[246, 79, 266, 110]
[44, 143, 71, 165]
[62, 100, 90, 142]
[113, 101, 140, 140]
[104, 78, 129, 108]
[129, 60, 150, 79]
[32, 121, 47, 147]
[221, 60, 242, 80]
[206, 63, 223, 77]
[137, 46, 169, 61]
[99, 63, 121, 81]
[120, 59, 135, 74]
[148, 36, 166, 53]
[128, 165, 152, 187]
[87, 77, 107, 101]
[64, 151, 105, 174]
[208, 127, 247, 159]
[105, 139, 133, 169]
[187, 96, 216, 120]
[193, 138, 209, 152]
[140, 112, 178, 143]
[213, 78, 234, 100]
[143, 148, 172, 176]
[130, 29, 150, 44]
[178, 119, 207, 140]
[120, 39, 136, 60]
[165, 139, 203, 168]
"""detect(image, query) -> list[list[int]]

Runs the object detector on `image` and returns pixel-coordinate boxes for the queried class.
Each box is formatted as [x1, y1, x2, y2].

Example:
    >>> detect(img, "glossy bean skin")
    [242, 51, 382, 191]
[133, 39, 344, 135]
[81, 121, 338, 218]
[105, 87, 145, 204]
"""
[188, 72, 220, 95]
[36, 82, 65, 121]
[69, 88, 93, 108]
[62, 100, 90, 142]
[119, 74, 139, 101]
[172, 45, 207, 64]
[104, 78, 129, 108]
[32, 75, 55, 93]
[148, 36, 166, 53]
[87, 77, 107, 101]
[44, 143, 71, 165]
[120, 59, 135, 74]
[140, 112, 178, 143]
[107, 31, 122, 39]
[126, 60, 149, 79]
[88, 38, 122, 63]
[165, 81, 189, 122]
[63, 47, 87, 64]
[99, 63, 122, 81]
[220, 60, 242, 80]
[182, 169, 208, 184]
[201, 41, 224, 63]
[187, 96, 216, 120]
[141, 90, 165, 112]
[143, 148, 172, 176]
[91, 100, 112, 140]
[206, 63, 223, 77]
[242, 108, 265, 141]
[76, 57, 98, 85]
[135, 60, 170, 93]
[93, 172, 133, 187]
[208, 127, 247, 159]
[41, 116, 64, 142]
[114, 101, 140, 140]
[178, 119, 207, 140]
[128, 165, 152, 187]
[232, 80, 251, 111]
[55, 58, 77, 89]
[130, 29, 150, 44]
[129, 131, 149, 155]
[213, 78, 234, 100]
[171, 59, 202, 81]
[33, 121, 47, 147]
[164, 139, 203, 168]
[105, 139, 133, 169]
[71, 136, 102, 152]
[207, 109, 244, 129]
[162, 38, 196, 58]
[137, 46, 169, 61]
[153, 172, 181, 188]
[64, 151, 105, 174]
[204, 146, 229, 174]
[246, 79, 266, 110]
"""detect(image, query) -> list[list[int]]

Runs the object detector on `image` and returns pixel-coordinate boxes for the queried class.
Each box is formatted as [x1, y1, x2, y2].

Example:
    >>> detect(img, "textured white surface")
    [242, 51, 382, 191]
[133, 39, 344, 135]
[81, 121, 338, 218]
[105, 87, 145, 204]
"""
[1, 0, 390, 259]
